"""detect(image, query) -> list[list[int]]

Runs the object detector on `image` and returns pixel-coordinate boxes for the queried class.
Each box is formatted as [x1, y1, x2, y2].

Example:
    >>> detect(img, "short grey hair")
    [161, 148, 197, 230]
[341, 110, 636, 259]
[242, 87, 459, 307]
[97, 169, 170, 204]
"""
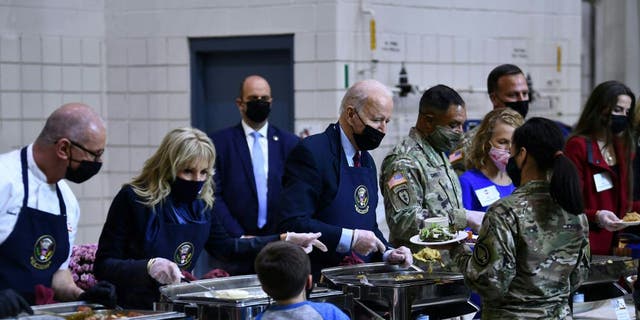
[340, 79, 392, 113]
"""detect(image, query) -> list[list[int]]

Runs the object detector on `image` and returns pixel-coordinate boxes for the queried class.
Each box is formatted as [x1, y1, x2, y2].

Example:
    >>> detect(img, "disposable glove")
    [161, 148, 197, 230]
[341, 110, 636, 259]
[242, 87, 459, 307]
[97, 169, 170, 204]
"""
[148, 257, 182, 284]
[596, 210, 625, 231]
[0, 289, 32, 318]
[78, 281, 117, 308]
[352, 229, 386, 256]
[466, 210, 485, 233]
[285, 232, 328, 253]
[384, 246, 413, 268]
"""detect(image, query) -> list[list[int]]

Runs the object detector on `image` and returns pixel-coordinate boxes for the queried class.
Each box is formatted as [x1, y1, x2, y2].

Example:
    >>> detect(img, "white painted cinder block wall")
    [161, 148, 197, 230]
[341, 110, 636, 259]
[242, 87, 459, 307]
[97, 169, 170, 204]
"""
[0, 0, 582, 244]
[0, 1, 108, 244]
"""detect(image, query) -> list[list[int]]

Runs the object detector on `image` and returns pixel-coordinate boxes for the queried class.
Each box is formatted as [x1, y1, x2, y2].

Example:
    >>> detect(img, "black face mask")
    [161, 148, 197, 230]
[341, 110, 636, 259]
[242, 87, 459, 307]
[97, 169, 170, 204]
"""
[65, 160, 102, 183]
[171, 177, 205, 203]
[506, 156, 522, 188]
[504, 100, 529, 118]
[352, 112, 385, 150]
[610, 114, 628, 134]
[245, 100, 271, 123]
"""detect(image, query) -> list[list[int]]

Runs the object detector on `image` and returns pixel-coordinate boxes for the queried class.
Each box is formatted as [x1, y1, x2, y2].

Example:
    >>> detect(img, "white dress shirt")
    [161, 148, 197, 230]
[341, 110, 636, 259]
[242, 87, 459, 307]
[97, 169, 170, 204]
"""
[241, 120, 269, 176]
[0, 144, 80, 269]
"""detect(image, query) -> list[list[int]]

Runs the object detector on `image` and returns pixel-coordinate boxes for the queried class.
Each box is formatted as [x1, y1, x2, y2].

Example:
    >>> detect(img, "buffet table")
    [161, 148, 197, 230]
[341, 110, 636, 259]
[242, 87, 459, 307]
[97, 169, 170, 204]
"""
[573, 294, 636, 319]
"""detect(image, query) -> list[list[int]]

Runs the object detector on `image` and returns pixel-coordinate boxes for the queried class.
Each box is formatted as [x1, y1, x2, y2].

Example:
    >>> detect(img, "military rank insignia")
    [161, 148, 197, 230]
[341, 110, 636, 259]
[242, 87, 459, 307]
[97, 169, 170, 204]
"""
[31, 235, 56, 270]
[354, 185, 370, 214]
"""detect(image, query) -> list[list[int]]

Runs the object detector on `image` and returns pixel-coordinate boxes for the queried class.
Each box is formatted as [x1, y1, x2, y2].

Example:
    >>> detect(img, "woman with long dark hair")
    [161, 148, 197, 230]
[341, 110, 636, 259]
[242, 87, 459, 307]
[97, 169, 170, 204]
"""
[565, 80, 638, 255]
[449, 118, 590, 319]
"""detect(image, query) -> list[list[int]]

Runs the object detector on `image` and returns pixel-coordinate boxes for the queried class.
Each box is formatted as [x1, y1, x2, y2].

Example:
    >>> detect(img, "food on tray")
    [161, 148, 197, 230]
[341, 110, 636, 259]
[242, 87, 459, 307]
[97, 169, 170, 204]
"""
[65, 306, 144, 320]
[214, 289, 251, 300]
[412, 247, 442, 263]
[419, 224, 455, 242]
[623, 211, 640, 222]
[394, 273, 424, 281]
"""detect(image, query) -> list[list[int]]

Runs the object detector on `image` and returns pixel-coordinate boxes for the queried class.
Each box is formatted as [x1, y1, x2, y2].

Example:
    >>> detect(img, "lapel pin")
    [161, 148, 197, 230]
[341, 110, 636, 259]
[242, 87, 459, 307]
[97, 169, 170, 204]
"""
[273, 136, 279, 141]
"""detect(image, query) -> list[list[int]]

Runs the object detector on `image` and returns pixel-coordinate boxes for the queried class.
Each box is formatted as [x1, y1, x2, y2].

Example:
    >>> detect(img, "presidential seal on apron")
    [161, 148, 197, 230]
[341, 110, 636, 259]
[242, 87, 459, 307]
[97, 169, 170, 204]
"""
[354, 185, 369, 214]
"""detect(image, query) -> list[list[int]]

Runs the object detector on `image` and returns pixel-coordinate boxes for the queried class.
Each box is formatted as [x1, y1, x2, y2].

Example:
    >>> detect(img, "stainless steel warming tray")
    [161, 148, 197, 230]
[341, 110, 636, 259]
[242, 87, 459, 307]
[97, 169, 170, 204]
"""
[320, 262, 475, 319]
[159, 275, 269, 307]
[28, 301, 185, 319]
[157, 275, 347, 320]
[585, 255, 637, 284]
[574, 255, 638, 306]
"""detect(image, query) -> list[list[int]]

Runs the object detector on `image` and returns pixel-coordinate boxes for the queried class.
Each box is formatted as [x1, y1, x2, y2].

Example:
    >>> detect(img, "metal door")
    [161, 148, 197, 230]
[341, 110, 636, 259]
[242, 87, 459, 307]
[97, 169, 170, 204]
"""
[190, 35, 294, 134]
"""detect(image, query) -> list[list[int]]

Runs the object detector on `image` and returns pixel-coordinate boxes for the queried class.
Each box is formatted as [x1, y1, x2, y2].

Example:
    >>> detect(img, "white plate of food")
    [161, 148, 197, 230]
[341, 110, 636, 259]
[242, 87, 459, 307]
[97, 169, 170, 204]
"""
[410, 231, 469, 246]
[615, 212, 640, 227]
[614, 220, 640, 227]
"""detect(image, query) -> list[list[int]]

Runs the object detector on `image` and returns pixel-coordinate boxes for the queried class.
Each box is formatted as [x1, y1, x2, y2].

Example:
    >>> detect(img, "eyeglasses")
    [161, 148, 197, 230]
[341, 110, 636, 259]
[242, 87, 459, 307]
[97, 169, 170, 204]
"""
[69, 140, 103, 162]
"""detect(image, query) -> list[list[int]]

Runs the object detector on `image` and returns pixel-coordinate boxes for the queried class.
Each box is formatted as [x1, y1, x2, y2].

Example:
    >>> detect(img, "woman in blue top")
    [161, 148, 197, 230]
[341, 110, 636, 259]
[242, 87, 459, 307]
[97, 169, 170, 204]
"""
[460, 108, 523, 211]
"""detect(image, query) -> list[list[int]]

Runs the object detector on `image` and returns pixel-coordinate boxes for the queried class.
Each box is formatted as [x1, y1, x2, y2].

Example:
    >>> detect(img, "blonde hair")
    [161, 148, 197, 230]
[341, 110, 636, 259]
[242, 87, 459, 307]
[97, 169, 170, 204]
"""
[465, 108, 524, 170]
[130, 127, 216, 208]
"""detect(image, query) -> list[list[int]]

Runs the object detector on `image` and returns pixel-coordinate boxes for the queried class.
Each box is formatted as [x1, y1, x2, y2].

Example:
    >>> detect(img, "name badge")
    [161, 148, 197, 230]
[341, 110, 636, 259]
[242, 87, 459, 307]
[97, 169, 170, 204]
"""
[593, 172, 613, 192]
[474, 185, 500, 207]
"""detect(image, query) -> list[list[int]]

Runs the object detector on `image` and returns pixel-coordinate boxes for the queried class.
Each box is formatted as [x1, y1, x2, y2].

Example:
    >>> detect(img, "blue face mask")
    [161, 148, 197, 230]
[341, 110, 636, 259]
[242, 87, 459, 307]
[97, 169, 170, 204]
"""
[170, 177, 205, 203]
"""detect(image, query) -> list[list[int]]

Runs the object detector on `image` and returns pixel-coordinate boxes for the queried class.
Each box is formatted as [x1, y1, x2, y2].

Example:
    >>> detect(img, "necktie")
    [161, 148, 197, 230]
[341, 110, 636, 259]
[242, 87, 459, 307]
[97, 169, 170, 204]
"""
[353, 151, 361, 168]
[251, 132, 267, 228]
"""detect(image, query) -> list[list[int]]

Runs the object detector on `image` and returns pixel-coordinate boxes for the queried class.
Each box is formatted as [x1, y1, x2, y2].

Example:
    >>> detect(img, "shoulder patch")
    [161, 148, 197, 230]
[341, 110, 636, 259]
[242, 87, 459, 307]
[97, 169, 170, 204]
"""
[389, 184, 415, 212]
[472, 243, 490, 267]
[387, 172, 407, 189]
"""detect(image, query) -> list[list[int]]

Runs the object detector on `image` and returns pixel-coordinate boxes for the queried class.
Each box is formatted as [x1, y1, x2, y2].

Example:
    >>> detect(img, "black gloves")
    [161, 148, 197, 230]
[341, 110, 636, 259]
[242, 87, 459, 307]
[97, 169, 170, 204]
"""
[0, 289, 32, 318]
[78, 281, 117, 308]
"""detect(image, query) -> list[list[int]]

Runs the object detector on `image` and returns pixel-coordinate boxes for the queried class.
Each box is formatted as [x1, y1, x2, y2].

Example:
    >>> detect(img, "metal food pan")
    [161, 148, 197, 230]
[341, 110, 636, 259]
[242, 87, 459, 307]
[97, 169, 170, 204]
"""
[320, 262, 463, 288]
[30, 301, 185, 320]
[586, 255, 637, 284]
[174, 286, 270, 306]
[159, 275, 260, 301]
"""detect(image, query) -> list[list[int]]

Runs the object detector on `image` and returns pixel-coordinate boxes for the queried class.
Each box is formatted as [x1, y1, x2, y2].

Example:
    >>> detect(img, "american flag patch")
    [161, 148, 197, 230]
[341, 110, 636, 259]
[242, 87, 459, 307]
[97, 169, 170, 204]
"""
[449, 149, 463, 163]
[387, 172, 407, 189]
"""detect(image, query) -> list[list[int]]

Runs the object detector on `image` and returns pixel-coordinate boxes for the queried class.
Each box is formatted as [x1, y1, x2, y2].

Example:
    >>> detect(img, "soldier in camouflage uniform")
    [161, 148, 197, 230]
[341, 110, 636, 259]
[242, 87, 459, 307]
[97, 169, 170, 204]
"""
[449, 118, 590, 319]
[380, 85, 471, 251]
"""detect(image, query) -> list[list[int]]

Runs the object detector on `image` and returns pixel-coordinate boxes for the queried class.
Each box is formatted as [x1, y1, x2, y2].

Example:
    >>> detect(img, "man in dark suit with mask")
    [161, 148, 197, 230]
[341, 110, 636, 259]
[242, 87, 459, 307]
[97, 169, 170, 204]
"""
[195, 75, 299, 275]
[276, 79, 412, 277]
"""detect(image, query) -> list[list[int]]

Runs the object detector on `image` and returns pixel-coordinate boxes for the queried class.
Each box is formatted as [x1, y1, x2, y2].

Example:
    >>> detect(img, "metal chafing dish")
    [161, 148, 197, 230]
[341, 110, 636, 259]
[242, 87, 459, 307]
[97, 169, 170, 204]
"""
[575, 255, 638, 304]
[320, 262, 477, 320]
[156, 275, 348, 320]
[27, 301, 185, 319]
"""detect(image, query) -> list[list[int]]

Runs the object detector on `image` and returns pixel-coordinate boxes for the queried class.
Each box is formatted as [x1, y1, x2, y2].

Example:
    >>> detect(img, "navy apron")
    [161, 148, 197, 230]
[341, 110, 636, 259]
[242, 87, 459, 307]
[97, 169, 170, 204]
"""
[0, 147, 69, 304]
[312, 148, 380, 270]
[143, 200, 211, 272]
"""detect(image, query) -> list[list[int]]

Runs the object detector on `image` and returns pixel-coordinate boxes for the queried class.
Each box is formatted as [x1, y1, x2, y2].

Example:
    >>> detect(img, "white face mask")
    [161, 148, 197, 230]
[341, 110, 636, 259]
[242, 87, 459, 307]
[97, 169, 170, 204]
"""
[488, 145, 510, 172]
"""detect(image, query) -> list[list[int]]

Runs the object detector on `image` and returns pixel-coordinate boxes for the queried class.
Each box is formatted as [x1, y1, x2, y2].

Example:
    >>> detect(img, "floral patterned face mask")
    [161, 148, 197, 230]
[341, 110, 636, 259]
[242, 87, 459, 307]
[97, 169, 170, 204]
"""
[488, 145, 510, 172]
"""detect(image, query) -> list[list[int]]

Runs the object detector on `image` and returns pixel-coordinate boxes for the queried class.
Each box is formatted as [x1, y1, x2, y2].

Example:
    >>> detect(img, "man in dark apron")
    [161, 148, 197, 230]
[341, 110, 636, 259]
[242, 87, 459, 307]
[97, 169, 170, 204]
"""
[277, 80, 413, 277]
[0, 103, 114, 317]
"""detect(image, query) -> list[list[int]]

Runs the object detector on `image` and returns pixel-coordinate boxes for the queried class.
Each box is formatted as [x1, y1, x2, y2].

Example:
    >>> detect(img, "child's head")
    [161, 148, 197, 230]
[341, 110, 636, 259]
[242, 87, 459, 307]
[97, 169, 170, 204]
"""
[254, 241, 311, 301]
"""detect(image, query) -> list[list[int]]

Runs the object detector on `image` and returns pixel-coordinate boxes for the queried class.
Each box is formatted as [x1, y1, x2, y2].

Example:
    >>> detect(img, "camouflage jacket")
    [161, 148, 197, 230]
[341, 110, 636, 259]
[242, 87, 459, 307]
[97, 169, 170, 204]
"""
[450, 180, 591, 319]
[380, 127, 465, 251]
